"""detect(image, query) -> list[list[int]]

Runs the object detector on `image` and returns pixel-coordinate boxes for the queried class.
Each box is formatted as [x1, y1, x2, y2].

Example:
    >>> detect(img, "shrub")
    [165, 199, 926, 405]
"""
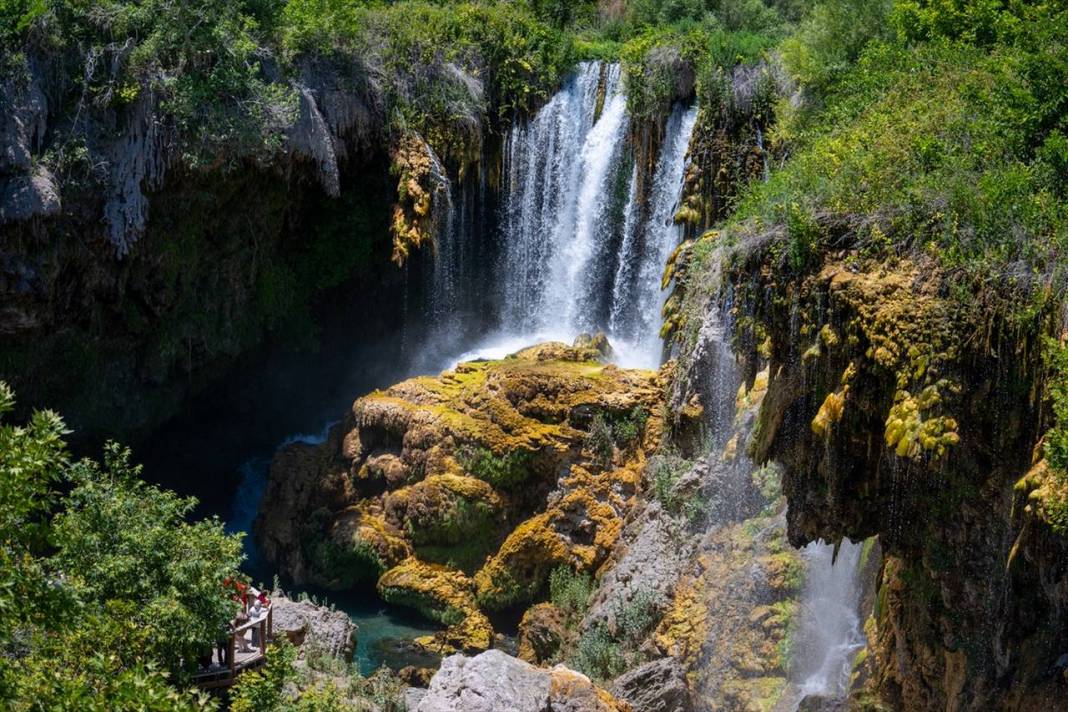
[549, 565, 594, 620]
[586, 414, 615, 466]
[231, 640, 299, 712]
[573, 624, 628, 681]
[618, 589, 660, 643]
[780, 0, 892, 93]
[648, 454, 689, 511]
[610, 406, 649, 446]
[1045, 338, 1068, 474]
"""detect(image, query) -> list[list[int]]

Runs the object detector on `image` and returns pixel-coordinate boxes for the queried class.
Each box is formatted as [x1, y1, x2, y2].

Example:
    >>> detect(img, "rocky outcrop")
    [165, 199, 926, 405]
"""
[517, 602, 567, 664]
[379, 557, 493, 653]
[668, 231, 1068, 710]
[258, 337, 673, 652]
[0, 42, 485, 440]
[416, 650, 630, 712]
[270, 591, 357, 661]
[611, 657, 692, 712]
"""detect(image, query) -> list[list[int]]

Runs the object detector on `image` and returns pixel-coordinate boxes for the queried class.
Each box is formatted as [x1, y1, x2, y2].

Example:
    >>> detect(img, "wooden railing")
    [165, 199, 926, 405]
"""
[192, 602, 274, 690]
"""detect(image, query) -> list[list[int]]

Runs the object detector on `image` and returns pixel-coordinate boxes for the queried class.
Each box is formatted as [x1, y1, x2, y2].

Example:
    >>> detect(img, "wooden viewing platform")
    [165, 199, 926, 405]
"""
[192, 601, 274, 690]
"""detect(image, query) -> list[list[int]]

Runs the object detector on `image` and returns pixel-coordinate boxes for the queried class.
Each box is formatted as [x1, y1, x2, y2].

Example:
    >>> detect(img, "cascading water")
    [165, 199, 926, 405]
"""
[790, 540, 867, 703]
[463, 61, 699, 368]
[609, 103, 698, 366]
[499, 62, 630, 336]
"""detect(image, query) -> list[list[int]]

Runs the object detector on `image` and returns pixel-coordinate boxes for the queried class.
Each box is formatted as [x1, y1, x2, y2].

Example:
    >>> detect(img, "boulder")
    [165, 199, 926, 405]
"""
[416, 650, 628, 712]
[517, 602, 566, 664]
[269, 591, 357, 661]
[0, 166, 60, 225]
[378, 557, 493, 653]
[611, 658, 692, 712]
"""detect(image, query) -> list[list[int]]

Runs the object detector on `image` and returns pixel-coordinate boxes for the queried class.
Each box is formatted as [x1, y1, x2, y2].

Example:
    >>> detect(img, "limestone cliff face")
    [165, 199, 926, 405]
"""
[0, 51, 398, 437]
[257, 338, 673, 654]
[670, 230, 1067, 710]
[0, 49, 495, 438]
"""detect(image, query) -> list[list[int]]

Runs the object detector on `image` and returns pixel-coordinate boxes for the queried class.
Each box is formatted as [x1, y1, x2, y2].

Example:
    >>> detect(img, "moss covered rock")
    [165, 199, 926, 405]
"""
[378, 557, 493, 653]
[259, 336, 674, 650]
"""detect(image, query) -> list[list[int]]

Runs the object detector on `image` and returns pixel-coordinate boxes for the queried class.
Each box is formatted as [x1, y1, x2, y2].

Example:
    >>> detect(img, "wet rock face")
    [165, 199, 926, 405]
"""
[258, 338, 673, 653]
[685, 242, 1066, 710]
[416, 650, 628, 712]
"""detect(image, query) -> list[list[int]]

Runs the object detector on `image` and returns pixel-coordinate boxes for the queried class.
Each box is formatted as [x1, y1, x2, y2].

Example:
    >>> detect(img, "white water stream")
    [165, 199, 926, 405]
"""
[793, 540, 867, 701]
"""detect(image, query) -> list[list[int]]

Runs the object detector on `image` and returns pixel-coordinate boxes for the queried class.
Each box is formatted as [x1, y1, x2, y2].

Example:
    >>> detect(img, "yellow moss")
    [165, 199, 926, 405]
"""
[549, 668, 632, 711]
[883, 384, 960, 459]
[390, 132, 444, 265]
[378, 557, 493, 652]
[812, 390, 846, 437]
[475, 462, 641, 610]
[1016, 460, 1068, 531]
[313, 337, 672, 644]
[330, 501, 412, 571]
[654, 570, 709, 666]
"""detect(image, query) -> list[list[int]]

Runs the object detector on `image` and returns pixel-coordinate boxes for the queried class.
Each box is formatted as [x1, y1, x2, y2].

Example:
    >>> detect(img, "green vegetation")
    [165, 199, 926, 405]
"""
[411, 497, 499, 572]
[571, 591, 659, 680]
[587, 407, 650, 466]
[726, 1, 1068, 311]
[649, 453, 689, 510]
[1, 0, 575, 167]
[573, 624, 628, 680]
[586, 414, 616, 466]
[616, 589, 660, 641]
[548, 565, 594, 621]
[610, 406, 649, 445]
[0, 382, 241, 709]
[670, 2, 1068, 470]
[0, 378, 406, 709]
[231, 639, 406, 712]
[1045, 338, 1068, 474]
[459, 446, 533, 489]
[1043, 338, 1068, 534]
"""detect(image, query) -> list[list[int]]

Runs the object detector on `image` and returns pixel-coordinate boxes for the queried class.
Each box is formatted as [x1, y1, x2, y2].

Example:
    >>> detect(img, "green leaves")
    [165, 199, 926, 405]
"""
[0, 381, 67, 554]
[52, 442, 244, 678]
[0, 383, 243, 708]
[1045, 338, 1068, 475]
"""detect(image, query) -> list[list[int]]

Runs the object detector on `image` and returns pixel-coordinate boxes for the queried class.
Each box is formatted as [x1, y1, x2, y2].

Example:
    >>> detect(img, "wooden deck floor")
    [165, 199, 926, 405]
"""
[192, 621, 271, 689]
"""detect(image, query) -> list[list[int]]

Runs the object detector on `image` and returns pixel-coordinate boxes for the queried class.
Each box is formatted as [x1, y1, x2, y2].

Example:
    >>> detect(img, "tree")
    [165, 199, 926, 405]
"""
[0, 382, 241, 709]
[0, 382, 71, 701]
[52, 442, 245, 679]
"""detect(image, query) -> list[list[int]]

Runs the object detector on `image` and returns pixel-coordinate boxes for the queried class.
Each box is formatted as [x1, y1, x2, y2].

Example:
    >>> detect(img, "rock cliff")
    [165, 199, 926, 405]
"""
[668, 228, 1068, 710]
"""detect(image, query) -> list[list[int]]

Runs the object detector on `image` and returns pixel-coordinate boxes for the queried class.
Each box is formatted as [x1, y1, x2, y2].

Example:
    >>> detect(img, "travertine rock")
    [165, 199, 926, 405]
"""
[611, 657, 692, 712]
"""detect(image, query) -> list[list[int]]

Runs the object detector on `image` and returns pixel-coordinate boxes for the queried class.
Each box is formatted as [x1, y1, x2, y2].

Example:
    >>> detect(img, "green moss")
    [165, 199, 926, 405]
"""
[307, 538, 385, 590]
[458, 446, 534, 490]
[378, 585, 465, 627]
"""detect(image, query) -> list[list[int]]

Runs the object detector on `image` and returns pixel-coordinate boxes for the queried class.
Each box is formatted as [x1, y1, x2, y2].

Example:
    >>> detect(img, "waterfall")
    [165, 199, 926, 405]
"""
[792, 540, 866, 701]
[499, 62, 631, 337]
[450, 61, 696, 369]
[609, 103, 698, 367]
